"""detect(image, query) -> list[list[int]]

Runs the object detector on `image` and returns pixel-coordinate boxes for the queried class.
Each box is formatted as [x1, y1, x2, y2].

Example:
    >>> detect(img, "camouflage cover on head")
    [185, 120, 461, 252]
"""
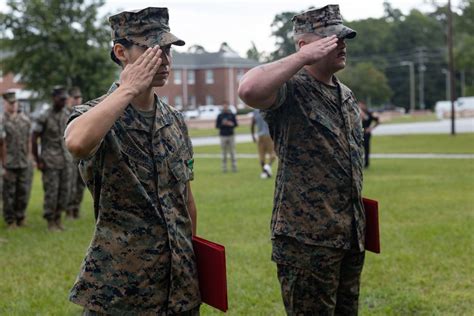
[292, 4, 356, 39]
[52, 86, 69, 99]
[109, 7, 185, 47]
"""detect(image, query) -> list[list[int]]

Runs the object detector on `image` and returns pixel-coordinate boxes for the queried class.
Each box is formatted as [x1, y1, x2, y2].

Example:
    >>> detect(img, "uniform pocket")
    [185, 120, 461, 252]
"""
[308, 108, 340, 137]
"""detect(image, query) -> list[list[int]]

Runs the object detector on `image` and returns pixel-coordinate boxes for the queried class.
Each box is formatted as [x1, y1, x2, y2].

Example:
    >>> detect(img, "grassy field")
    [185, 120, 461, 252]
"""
[188, 125, 250, 138]
[0, 134, 473, 315]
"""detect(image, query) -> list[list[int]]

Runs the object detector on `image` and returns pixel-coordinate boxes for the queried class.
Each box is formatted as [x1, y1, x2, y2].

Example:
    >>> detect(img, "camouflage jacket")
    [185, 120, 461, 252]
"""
[2, 112, 31, 169]
[263, 68, 365, 251]
[32, 106, 72, 169]
[68, 83, 200, 315]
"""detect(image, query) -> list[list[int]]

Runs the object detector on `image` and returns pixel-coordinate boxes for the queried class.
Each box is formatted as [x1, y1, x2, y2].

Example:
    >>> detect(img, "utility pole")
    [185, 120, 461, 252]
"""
[448, 0, 456, 135]
[416, 47, 426, 110]
[460, 70, 465, 97]
[442, 69, 451, 100]
[401, 61, 415, 112]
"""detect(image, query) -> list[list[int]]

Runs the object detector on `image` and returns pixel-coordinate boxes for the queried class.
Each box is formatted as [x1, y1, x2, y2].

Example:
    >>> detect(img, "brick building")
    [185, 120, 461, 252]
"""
[158, 47, 259, 110]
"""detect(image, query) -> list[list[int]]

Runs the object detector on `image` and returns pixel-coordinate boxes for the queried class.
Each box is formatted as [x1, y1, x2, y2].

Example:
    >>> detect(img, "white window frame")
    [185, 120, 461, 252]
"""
[174, 70, 182, 85]
[205, 70, 214, 84]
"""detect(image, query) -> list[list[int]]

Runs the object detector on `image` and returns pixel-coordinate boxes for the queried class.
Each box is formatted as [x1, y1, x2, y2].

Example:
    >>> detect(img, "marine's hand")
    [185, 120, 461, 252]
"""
[119, 46, 163, 97]
[297, 35, 338, 65]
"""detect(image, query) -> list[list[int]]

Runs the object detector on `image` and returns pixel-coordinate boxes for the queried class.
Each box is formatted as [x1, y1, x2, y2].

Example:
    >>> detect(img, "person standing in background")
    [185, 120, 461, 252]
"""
[359, 102, 379, 168]
[1, 91, 32, 229]
[251, 109, 276, 179]
[216, 102, 238, 173]
[32, 86, 71, 231]
[65, 87, 85, 219]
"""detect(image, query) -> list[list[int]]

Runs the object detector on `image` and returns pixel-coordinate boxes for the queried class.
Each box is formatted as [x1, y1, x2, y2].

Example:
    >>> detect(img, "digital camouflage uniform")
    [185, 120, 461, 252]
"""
[2, 111, 31, 226]
[263, 6, 365, 314]
[66, 156, 86, 218]
[0, 116, 4, 217]
[65, 106, 86, 218]
[32, 106, 72, 222]
[68, 83, 200, 314]
[266, 68, 366, 315]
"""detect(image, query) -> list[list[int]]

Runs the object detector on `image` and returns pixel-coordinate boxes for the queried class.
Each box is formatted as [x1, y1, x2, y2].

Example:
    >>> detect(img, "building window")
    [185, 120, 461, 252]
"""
[174, 70, 182, 84]
[0, 70, 3, 83]
[174, 95, 182, 107]
[187, 70, 195, 84]
[205, 95, 214, 105]
[205, 70, 214, 84]
[188, 95, 196, 107]
[237, 69, 245, 82]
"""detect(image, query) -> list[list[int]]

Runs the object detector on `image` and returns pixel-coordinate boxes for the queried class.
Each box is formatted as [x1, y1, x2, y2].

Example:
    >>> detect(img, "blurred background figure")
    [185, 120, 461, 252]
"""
[1, 90, 32, 229]
[32, 86, 71, 231]
[216, 102, 238, 172]
[65, 87, 85, 219]
[251, 109, 276, 179]
[359, 102, 380, 168]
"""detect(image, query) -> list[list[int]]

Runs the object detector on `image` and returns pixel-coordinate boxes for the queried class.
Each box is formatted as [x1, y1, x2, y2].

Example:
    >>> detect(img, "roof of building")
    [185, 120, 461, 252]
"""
[172, 46, 260, 69]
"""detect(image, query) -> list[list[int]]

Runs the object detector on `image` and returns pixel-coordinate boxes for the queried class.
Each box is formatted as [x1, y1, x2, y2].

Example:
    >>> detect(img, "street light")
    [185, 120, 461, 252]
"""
[400, 61, 415, 113]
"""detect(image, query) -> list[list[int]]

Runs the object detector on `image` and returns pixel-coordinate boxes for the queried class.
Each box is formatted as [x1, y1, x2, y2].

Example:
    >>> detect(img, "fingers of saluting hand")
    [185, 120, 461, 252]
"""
[142, 46, 162, 69]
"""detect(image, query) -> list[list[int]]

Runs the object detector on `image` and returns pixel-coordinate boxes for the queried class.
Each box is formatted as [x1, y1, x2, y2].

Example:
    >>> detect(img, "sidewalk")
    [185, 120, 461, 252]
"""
[191, 118, 474, 147]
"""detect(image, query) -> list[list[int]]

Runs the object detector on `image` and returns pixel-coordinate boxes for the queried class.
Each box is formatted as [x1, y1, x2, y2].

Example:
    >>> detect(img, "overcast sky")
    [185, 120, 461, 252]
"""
[0, 0, 463, 56]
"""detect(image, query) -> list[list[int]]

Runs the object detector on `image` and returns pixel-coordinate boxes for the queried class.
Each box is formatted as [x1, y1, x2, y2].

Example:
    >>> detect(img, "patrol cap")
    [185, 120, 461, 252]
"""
[51, 86, 69, 99]
[2, 90, 16, 103]
[109, 7, 185, 48]
[292, 4, 356, 39]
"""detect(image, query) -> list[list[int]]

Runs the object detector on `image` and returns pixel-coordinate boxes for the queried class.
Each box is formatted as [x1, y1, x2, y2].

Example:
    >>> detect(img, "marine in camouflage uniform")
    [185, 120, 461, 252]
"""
[32, 86, 72, 231]
[239, 5, 366, 315]
[1, 91, 32, 229]
[65, 87, 86, 219]
[65, 8, 200, 315]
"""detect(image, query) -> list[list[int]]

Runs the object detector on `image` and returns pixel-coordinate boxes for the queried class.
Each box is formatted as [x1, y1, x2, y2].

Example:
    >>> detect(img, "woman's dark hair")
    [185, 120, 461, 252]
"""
[110, 38, 133, 66]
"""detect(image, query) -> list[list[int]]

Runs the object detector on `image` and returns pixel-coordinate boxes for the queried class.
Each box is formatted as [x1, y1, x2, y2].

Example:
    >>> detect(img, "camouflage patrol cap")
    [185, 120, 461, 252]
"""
[292, 4, 356, 39]
[51, 86, 69, 99]
[109, 7, 185, 48]
[2, 90, 16, 103]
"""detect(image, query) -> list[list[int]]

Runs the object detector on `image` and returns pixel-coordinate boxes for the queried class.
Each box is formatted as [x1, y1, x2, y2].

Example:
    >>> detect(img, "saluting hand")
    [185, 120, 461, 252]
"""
[119, 46, 163, 97]
[297, 35, 338, 65]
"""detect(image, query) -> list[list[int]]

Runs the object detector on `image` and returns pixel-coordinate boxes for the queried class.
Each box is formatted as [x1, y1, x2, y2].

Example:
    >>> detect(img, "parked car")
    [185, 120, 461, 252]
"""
[183, 104, 237, 120]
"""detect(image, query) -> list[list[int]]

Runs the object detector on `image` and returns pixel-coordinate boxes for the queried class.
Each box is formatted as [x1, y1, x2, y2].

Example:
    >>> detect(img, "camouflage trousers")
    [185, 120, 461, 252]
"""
[3, 168, 30, 225]
[82, 305, 200, 315]
[66, 161, 86, 215]
[42, 167, 70, 221]
[272, 236, 365, 316]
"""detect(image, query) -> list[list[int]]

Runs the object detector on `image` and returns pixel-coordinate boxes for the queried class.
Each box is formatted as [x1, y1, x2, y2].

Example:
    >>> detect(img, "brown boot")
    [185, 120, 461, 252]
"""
[17, 218, 27, 227]
[72, 208, 80, 219]
[7, 222, 17, 230]
[55, 218, 65, 231]
[47, 220, 59, 232]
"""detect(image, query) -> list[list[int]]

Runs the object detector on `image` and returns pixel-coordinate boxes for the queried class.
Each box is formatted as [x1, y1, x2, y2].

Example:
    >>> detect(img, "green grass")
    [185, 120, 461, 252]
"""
[0, 134, 473, 315]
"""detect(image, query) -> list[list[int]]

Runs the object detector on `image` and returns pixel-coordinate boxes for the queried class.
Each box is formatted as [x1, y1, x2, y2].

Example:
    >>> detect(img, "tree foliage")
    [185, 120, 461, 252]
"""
[339, 62, 392, 106]
[0, 0, 116, 101]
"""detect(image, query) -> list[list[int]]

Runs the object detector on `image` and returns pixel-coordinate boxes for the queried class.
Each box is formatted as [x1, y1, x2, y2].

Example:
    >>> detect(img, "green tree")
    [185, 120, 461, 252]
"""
[338, 62, 393, 106]
[268, 11, 297, 61]
[0, 0, 116, 101]
[246, 41, 264, 62]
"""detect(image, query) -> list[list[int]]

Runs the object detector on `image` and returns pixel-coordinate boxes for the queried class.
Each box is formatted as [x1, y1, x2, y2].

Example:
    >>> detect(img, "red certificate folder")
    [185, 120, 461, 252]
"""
[363, 197, 381, 253]
[192, 236, 228, 312]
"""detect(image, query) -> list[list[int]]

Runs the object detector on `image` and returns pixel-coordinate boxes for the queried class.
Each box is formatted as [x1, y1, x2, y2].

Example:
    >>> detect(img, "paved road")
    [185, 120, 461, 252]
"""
[191, 118, 474, 147]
